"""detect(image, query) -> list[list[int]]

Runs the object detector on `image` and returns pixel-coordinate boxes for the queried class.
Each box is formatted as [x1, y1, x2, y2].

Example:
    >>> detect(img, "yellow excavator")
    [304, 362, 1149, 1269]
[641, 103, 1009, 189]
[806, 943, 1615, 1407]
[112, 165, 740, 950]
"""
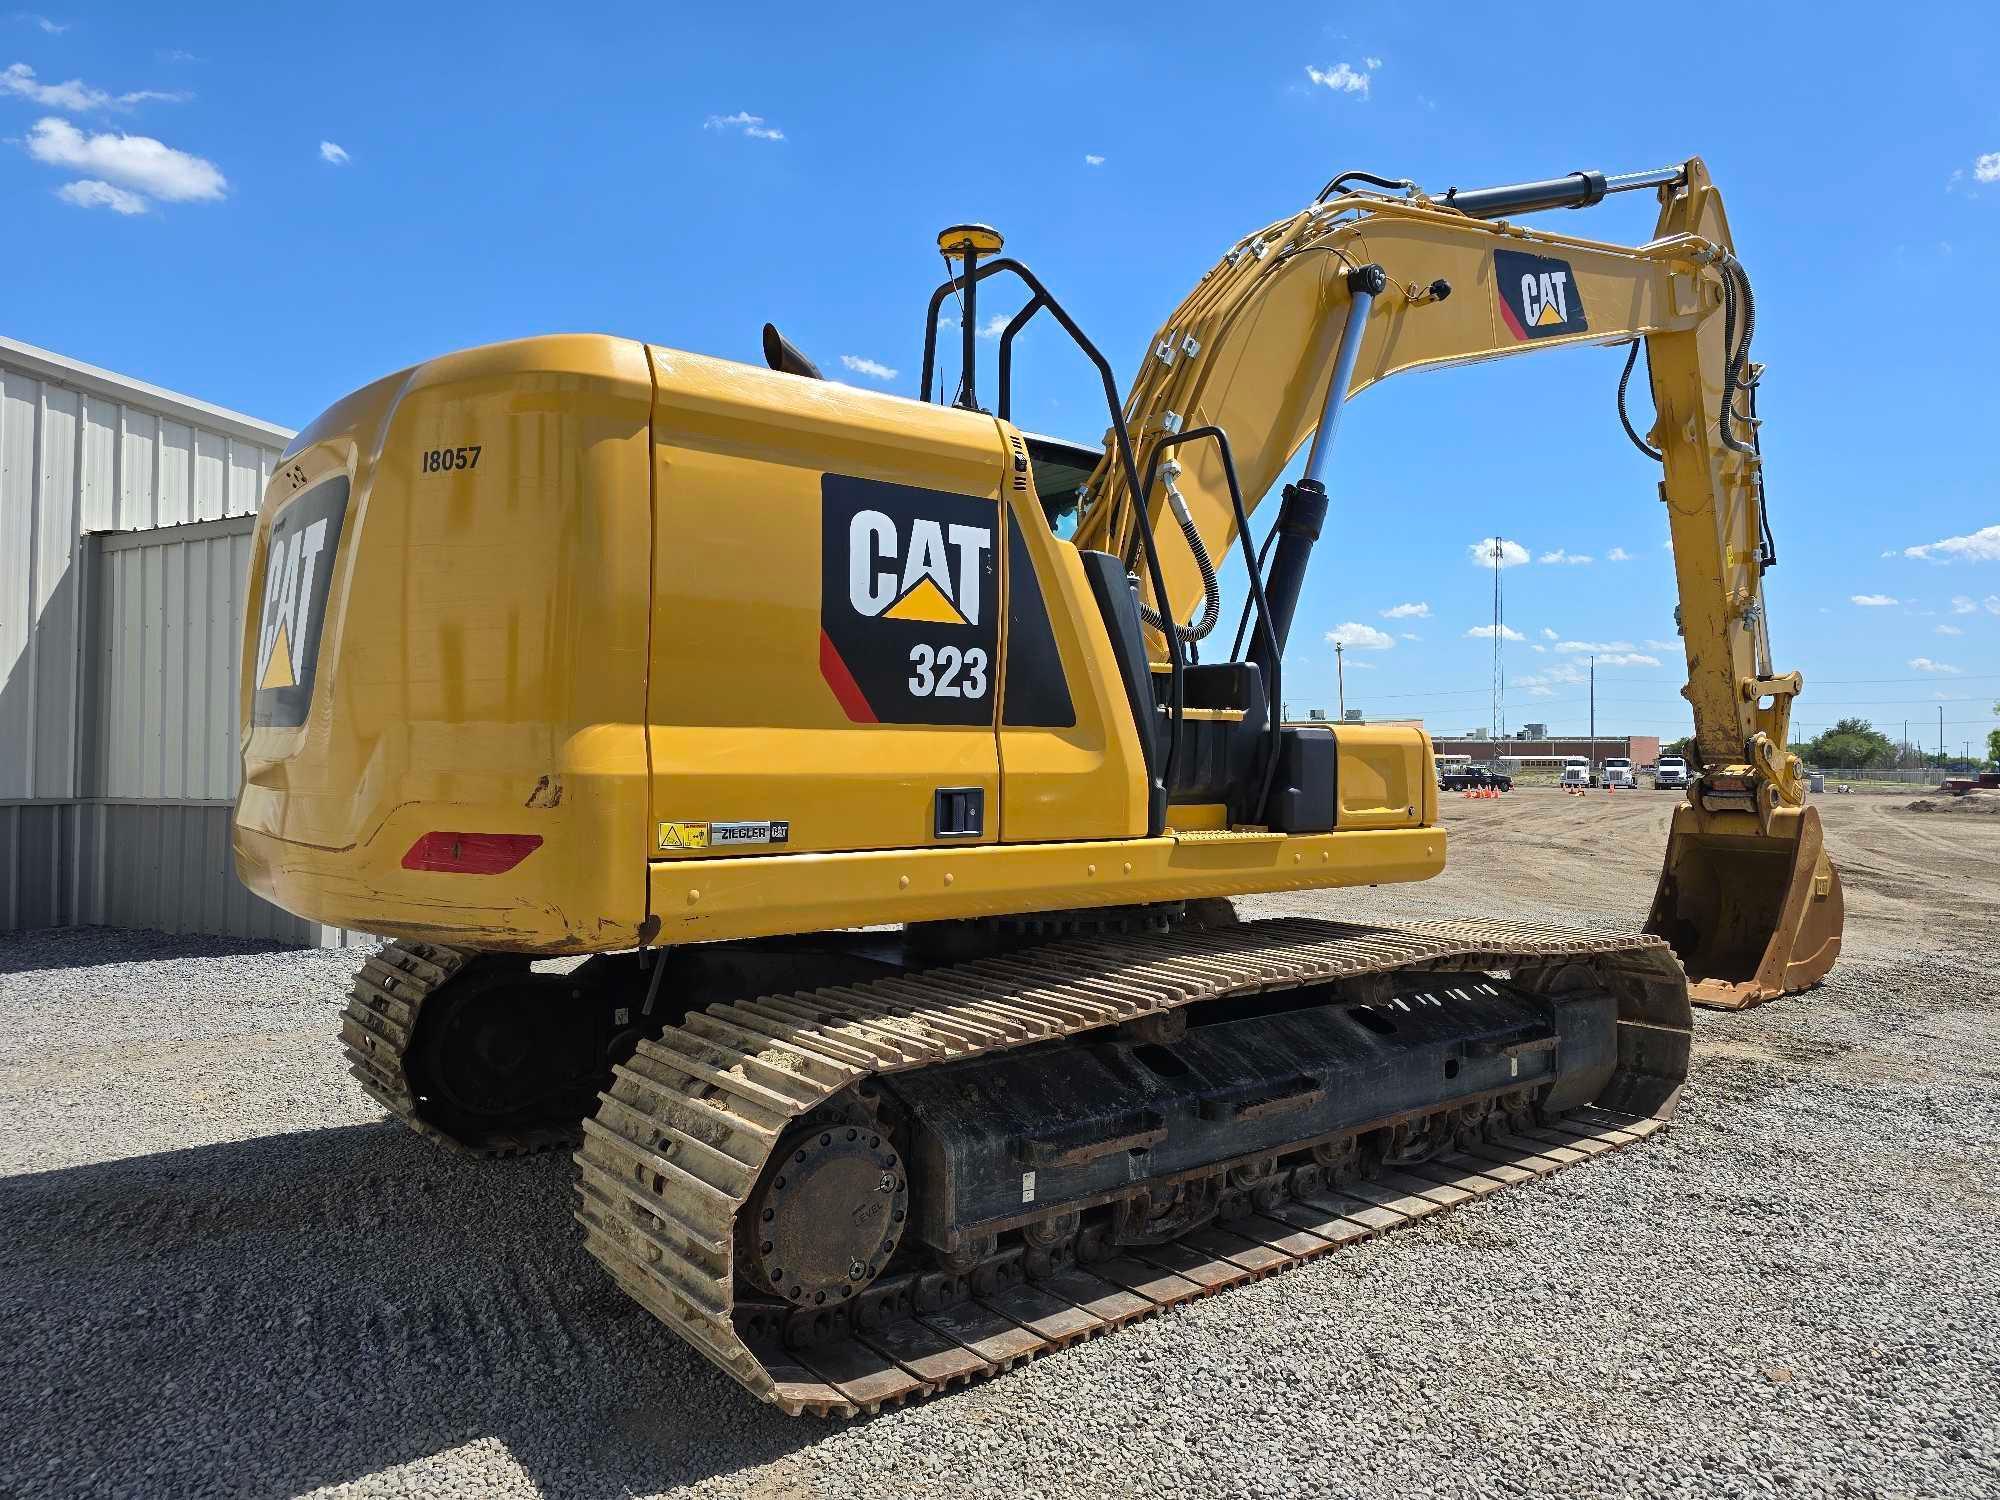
[236, 155, 1840, 1415]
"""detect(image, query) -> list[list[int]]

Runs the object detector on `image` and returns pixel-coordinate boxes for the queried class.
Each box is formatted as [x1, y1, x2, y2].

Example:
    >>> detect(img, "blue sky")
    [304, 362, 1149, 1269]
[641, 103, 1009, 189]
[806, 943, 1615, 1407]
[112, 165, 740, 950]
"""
[4, 4, 1996, 752]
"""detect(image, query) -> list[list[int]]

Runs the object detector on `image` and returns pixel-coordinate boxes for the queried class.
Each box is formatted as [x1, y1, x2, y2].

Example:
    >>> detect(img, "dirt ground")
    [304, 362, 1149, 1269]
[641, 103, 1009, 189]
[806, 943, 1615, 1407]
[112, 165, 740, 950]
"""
[3, 788, 1997, 1499]
[1254, 784, 2000, 960]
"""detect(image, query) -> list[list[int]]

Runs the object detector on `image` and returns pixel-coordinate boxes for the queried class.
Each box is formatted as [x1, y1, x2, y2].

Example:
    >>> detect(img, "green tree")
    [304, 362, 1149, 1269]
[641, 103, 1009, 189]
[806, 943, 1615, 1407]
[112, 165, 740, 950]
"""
[1989, 702, 1999, 768]
[1662, 735, 1698, 762]
[1805, 717, 1893, 769]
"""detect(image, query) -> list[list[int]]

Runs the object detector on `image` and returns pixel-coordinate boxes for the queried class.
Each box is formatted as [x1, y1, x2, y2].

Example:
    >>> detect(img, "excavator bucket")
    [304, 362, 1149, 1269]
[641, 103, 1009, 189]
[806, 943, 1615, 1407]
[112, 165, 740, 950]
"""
[1643, 801, 1844, 1009]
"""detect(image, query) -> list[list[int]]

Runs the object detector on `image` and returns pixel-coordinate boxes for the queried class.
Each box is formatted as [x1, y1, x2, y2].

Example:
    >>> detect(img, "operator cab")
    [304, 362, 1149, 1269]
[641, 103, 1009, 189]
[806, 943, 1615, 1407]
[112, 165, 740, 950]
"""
[1018, 432, 1098, 535]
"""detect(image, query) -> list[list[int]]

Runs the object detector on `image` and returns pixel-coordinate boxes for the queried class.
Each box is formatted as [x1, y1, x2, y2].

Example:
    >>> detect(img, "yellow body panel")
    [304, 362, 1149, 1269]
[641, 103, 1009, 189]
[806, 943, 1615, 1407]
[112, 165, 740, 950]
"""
[235, 334, 1437, 953]
[650, 826, 1443, 943]
[235, 336, 654, 951]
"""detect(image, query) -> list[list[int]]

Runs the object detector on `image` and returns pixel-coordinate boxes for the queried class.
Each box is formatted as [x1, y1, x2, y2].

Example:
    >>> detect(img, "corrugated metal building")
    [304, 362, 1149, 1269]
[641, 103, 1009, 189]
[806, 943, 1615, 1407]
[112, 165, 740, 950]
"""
[1, 334, 364, 945]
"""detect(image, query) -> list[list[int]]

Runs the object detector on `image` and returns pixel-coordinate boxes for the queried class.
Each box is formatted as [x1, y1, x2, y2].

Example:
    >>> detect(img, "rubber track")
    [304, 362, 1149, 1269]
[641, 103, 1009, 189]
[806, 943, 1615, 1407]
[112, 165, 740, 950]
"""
[573, 915, 1691, 1416]
[340, 940, 582, 1159]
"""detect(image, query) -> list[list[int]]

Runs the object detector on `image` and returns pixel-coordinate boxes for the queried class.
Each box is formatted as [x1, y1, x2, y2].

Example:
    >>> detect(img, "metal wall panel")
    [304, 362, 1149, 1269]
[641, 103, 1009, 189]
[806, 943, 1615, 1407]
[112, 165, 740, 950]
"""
[0, 801, 370, 946]
[0, 803, 78, 929]
[91, 520, 253, 802]
[0, 335, 292, 806]
[0, 335, 360, 947]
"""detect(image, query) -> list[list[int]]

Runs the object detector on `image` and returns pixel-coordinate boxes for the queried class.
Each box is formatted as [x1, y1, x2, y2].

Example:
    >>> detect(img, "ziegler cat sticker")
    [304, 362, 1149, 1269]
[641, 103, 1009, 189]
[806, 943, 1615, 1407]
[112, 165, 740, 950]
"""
[252, 476, 349, 728]
[1495, 249, 1587, 341]
[656, 819, 789, 852]
[819, 473, 998, 725]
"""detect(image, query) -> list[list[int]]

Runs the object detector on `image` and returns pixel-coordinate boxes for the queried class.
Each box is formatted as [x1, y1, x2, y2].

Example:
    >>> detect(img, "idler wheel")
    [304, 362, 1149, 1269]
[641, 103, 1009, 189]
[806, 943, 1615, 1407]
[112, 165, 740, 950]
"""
[744, 1123, 908, 1306]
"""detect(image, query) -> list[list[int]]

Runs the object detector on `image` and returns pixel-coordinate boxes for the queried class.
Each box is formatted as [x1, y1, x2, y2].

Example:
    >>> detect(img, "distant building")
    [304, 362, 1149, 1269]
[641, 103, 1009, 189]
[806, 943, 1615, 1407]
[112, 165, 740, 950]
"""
[1519, 722, 1549, 739]
[1433, 733, 1662, 768]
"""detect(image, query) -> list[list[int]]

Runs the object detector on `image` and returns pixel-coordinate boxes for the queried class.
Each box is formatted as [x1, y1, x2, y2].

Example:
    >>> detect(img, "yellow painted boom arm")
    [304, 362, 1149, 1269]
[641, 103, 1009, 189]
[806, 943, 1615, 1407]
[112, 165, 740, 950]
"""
[1076, 156, 1802, 812]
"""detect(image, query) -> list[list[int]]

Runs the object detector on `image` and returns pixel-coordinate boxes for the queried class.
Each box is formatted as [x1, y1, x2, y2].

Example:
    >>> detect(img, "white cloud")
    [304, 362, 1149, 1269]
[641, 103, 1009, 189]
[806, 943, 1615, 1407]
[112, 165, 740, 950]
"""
[944, 312, 1011, 341]
[1989, 596, 2000, 615]
[1379, 601, 1429, 619]
[1305, 63, 1370, 97]
[24, 116, 224, 203]
[318, 140, 348, 166]
[703, 110, 783, 141]
[1084, 153, 1104, 166]
[21, 13, 67, 33]
[1346, 659, 1377, 670]
[1364, 56, 1382, 69]
[1530, 643, 1547, 653]
[1950, 595, 1979, 614]
[1607, 546, 1632, 562]
[1326, 622, 1395, 650]
[1465, 624, 1525, 641]
[1399, 631, 1420, 641]
[838, 354, 898, 381]
[1850, 593, 1899, 606]
[1538, 548, 1593, 565]
[1468, 537, 1529, 569]
[1555, 639, 1634, 654]
[1, 62, 187, 110]
[1540, 627, 1558, 640]
[1643, 638, 1680, 651]
[1977, 153, 2000, 185]
[1909, 657, 1961, 674]
[1902, 524, 2000, 562]
[55, 177, 145, 213]
[1519, 663, 1588, 688]
[1937, 623, 1964, 635]
[1596, 652, 1661, 668]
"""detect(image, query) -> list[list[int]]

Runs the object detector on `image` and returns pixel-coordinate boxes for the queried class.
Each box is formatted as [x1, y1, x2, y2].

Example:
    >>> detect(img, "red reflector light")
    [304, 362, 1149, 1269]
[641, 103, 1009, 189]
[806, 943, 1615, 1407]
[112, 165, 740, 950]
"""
[400, 832, 543, 874]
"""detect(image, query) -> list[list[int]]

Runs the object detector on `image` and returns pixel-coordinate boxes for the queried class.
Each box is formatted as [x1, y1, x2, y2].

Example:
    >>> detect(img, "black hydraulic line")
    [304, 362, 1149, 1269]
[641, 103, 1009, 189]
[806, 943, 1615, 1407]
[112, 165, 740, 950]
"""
[918, 256, 1184, 822]
[1717, 255, 1757, 455]
[1141, 427, 1286, 817]
[1617, 341, 1662, 461]
[1314, 169, 1412, 204]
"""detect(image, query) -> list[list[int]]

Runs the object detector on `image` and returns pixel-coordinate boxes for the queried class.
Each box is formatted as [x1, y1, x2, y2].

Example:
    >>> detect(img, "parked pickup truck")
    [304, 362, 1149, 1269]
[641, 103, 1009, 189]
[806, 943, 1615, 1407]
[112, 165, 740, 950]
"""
[1439, 763, 1513, 792]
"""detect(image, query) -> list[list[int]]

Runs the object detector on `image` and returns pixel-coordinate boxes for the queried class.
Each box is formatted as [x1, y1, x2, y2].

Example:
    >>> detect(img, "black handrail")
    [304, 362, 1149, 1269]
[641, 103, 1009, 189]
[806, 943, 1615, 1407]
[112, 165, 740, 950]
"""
[1140, 427, 1287, 821]
[919, 257, 1182, 829]
[994, 295, 1045, 422]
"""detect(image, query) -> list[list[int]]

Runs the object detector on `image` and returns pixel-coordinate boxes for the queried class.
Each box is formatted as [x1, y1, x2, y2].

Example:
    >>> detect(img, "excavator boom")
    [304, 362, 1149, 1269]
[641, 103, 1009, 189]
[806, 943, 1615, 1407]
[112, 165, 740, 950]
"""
[1073, 157, 1841, 1006]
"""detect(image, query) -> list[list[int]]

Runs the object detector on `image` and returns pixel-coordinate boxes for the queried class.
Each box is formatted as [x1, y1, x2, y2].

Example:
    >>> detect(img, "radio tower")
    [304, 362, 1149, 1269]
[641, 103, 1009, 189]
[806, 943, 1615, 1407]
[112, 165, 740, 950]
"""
[1490, 536, 1506, 740]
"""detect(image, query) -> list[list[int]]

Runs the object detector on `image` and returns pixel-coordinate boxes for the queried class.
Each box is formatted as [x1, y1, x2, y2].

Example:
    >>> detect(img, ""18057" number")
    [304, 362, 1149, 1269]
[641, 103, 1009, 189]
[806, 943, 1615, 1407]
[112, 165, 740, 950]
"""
[420, 446, 482, 473]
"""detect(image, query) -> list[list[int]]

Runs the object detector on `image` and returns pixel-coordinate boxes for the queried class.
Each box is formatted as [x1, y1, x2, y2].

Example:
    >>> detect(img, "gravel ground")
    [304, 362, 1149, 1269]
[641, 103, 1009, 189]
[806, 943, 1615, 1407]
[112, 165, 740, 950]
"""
[2, 793, 1997, 1499]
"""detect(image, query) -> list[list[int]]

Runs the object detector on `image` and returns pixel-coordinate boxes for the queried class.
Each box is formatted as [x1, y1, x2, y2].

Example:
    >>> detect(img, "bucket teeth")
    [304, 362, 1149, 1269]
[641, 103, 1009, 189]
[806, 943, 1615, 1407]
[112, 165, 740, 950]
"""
[574, 915, 1691, 1417]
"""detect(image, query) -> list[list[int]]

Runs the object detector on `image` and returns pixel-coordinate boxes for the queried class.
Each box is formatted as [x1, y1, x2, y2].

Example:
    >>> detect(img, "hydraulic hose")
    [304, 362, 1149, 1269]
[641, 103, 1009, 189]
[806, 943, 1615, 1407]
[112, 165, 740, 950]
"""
[1718, 254, 1757, 455]
[1617, 341, 1662, 461]
[1138, 461, 1221, 644]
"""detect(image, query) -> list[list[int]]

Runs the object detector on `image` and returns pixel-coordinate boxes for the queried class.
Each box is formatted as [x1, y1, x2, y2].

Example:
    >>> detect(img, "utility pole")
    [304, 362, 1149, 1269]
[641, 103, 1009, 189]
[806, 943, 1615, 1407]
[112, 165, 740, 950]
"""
[1589, 654, 1596, 784]
[1335, 641, 1345, 721]
[1489, 536, 1505, 739]
[1940, 705, 1945, 762]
